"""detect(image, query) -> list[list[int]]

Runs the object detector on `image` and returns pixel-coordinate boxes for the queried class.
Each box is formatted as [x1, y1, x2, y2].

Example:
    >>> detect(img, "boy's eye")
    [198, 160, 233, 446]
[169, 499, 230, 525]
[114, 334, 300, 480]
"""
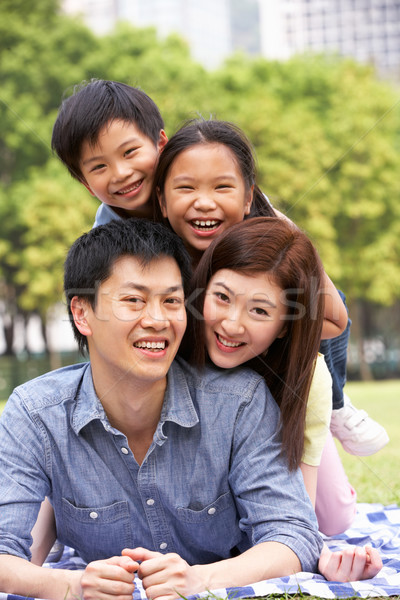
[125, 147, 138, 157]
[91, 163, 106, 172]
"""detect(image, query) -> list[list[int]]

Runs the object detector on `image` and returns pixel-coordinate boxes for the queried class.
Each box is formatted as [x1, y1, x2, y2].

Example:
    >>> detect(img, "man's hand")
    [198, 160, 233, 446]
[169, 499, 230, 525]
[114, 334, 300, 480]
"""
[319, 543, 382, 582]
[122, 547, 203, 600]
[79, 555, 138, 600]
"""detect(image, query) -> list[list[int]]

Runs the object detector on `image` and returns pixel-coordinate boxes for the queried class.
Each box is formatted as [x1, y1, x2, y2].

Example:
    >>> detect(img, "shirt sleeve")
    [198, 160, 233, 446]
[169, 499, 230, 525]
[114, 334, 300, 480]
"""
[228, 379, 323, 573]
[93, 202, 122, 228]
[302, 354, 333, 467]
[0, 392, 50, 559]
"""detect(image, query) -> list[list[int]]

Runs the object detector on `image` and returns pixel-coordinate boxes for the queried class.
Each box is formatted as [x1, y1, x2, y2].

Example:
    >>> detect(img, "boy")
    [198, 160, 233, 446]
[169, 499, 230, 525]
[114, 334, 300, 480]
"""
[51, 79, 389, 457]
[0, 218, 323, 600]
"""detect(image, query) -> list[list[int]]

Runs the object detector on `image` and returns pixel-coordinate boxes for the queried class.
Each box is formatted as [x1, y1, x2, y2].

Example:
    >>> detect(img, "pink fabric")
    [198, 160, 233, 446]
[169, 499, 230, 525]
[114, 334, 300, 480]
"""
[315, 431, 357, 536]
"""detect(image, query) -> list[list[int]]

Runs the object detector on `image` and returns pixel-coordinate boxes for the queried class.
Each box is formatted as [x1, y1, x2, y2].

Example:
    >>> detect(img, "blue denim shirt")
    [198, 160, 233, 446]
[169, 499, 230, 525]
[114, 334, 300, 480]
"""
[0, 358, 322, 571]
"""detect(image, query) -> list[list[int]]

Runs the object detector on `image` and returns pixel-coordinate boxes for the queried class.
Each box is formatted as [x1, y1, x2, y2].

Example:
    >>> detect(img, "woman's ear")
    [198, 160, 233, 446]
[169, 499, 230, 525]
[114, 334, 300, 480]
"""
[70, 296, 93, 337]
[157, 187, 168, 218]
[244, 184, 254, 216]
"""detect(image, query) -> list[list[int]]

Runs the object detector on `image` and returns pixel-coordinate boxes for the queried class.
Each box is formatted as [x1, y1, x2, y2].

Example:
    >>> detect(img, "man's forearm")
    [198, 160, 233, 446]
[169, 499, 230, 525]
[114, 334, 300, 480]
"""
[0, 555, 81, 600]
[191, 541, 301, 592]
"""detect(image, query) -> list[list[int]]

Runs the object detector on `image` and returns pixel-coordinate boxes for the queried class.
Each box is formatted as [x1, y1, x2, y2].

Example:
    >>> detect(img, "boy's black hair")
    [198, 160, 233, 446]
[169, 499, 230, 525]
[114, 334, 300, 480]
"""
[64, 218, 192, 354]
[52, 79, 164, 181]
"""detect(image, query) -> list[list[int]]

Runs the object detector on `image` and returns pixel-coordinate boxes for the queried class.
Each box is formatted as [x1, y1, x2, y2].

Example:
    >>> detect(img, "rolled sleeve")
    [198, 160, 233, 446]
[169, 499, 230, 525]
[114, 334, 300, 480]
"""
[229, 380, 323, 572]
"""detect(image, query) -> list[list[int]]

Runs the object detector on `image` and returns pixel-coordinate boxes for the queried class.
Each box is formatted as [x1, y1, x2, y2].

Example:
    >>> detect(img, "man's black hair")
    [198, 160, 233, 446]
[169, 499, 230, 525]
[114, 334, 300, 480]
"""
[64, 218, 192, 354]
[52, 79, 164, 181]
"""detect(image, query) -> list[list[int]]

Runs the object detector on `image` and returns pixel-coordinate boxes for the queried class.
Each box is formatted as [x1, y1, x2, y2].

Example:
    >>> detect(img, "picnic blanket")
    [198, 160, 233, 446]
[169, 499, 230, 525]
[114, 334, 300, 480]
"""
[1, 502, 400, 600]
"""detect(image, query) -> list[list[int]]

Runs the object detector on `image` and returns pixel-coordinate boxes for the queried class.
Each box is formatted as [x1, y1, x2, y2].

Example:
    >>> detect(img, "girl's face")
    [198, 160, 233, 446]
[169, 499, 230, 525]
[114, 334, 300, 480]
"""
[158, 143, 253, 257]
[203, 269, 287, 369]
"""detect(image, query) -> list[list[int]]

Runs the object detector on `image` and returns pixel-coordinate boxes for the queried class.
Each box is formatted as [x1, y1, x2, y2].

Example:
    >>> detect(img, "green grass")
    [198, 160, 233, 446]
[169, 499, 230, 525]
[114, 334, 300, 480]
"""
[338, 379, 400, 506]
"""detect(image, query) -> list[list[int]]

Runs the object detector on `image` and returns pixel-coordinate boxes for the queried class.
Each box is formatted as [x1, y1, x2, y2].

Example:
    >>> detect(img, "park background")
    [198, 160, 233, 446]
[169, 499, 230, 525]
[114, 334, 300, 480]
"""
[1, 0, 400, 393]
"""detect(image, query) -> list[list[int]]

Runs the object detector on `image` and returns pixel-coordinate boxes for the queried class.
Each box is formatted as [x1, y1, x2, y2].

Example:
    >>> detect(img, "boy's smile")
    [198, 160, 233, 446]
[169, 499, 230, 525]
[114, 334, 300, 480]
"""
[80, 119, 167, 219]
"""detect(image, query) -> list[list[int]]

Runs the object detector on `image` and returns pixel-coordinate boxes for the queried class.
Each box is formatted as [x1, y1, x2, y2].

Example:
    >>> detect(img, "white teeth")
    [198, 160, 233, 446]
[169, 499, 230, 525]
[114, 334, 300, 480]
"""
[192, 220, 219, 230]
[116, 181, 142, 194]
[217, 334, 242, 348]
[134, 341, 166, 350]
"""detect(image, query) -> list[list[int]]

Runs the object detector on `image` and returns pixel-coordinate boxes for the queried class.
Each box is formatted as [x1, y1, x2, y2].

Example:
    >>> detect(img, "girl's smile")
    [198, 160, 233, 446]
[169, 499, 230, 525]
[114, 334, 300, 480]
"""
[158, 143, 253, 259]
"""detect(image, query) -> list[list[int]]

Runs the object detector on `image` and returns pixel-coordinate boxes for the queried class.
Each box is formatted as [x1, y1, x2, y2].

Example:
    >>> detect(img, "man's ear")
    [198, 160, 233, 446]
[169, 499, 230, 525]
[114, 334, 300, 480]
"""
[244, 184, 254, 216]
[70, 296, 93, 337]
[158, 130, 168, 153]
[157, 187, 168, 218]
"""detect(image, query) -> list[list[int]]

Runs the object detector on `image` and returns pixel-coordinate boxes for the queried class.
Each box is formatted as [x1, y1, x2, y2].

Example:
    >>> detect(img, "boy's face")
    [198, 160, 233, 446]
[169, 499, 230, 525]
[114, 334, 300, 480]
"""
[74, 255, 186, 386]
[79, 120, 167, 219]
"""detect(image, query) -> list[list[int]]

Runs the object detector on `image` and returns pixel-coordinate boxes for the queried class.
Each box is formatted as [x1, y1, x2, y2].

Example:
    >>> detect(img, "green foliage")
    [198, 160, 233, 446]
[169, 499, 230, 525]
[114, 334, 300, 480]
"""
[1, 0, 400, 354]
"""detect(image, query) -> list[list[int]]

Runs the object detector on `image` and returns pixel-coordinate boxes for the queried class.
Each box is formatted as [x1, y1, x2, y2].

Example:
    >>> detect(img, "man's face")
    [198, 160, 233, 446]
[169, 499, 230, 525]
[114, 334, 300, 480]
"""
[81, 255, 187, 386]
[79, 119, 167, 219]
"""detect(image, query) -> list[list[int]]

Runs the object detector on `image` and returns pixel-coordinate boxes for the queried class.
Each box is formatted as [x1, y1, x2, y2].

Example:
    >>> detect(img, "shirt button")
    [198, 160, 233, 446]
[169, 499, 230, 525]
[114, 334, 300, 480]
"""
[208, 507, 216, 515]
[159, 542, 167, 550]
[121, 447, 129, 454]
[89, 511, 98, 519]
[146, 498, 155, 506]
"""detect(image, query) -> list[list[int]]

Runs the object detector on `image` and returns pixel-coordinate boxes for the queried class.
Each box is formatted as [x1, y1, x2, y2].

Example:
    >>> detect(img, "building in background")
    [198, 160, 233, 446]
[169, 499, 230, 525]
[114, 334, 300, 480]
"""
[258, 0, 400, 78]
[62, 0, 232, 69]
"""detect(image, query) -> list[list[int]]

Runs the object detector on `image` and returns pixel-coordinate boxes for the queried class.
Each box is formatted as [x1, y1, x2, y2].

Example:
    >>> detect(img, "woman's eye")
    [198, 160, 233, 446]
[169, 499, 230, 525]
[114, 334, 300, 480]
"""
[215, 292, 229, 302]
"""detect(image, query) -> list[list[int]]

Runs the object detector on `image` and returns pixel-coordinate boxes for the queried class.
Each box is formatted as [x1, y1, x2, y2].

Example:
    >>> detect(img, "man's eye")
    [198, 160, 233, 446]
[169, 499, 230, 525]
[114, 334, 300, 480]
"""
[165, 297, 183, 305]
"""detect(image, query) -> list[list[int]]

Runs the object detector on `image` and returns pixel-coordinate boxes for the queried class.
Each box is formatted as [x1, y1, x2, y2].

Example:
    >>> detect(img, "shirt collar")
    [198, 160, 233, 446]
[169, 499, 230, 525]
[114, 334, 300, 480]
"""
[71, 359, 199, 435]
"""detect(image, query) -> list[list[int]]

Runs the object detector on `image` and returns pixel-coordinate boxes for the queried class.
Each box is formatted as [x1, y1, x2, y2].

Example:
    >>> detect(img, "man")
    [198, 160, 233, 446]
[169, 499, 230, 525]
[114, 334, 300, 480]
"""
[0, 218, 322, 600]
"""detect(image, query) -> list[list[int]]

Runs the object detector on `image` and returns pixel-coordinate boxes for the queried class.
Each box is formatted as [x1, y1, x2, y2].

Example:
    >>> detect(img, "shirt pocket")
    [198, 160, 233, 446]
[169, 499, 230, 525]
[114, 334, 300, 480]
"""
[61, 498, 133, 563]
[176, 491, 242, 558]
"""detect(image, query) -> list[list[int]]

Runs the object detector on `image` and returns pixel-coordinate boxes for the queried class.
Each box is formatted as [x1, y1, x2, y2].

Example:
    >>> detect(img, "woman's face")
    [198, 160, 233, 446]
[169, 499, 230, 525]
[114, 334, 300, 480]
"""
[203, 269, 288, 369]
[158, 143, 253, 258]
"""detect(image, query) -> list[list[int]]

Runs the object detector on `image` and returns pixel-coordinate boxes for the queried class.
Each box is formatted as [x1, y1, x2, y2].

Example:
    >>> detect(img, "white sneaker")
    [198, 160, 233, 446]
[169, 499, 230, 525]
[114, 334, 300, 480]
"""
[330, 394, 389, 456]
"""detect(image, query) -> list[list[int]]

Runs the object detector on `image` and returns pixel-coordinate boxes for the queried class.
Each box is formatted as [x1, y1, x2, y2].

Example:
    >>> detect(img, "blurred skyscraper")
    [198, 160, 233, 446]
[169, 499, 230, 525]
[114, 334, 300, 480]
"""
[258, 0, 400, 78]
[61, 0, 232, 69]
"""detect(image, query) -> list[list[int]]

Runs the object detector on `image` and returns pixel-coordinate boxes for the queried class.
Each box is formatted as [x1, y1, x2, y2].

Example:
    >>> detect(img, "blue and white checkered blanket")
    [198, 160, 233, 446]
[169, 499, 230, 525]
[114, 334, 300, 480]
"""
[1, 503, 400, 599]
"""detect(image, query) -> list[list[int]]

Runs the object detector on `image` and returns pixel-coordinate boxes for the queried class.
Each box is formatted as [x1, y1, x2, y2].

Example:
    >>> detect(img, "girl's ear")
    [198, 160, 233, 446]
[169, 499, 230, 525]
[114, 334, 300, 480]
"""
[70, 296, 93, 337]
[157, 187, 168, 218]
[277, 323, 288, 339]
[244, 184, 254, 216]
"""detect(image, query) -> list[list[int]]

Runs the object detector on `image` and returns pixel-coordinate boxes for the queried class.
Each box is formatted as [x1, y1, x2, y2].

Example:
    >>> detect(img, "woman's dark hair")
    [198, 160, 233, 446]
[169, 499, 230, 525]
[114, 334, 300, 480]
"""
[188, 217, 325, 470]
[153, 118, 276, 225]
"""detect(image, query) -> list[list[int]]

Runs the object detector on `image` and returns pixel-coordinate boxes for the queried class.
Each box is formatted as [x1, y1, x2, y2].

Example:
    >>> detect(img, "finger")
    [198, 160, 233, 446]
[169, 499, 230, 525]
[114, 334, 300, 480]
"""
[319, 550, 342, 580]
[106, 555, 139, 574]
[122, 547, 162, 563]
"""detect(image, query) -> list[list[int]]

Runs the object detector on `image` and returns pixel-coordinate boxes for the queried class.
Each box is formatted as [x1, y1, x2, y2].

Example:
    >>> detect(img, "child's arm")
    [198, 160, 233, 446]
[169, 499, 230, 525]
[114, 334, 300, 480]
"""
[272, 208, 348, 339]
[321, 273, 348, 339]
[30, 498, 57, 566]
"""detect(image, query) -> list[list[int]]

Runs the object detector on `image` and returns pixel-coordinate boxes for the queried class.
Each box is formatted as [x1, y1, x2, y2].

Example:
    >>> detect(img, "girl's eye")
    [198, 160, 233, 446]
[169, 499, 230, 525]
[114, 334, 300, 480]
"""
[216, 184, 232, 190]
[215, 291, 230, 303]
[176, 185, 194, 191]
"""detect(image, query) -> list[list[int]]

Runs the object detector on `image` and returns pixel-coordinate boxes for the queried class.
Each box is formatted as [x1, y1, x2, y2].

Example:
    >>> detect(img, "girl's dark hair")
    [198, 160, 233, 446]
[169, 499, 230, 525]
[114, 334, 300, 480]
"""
[188, 217, 325, 470]
[153, 118, 276, 224]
